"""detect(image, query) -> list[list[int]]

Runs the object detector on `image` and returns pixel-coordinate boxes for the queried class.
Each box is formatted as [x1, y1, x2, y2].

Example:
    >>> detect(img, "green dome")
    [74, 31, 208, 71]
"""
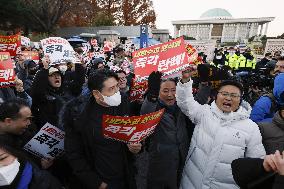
[200, 8, 232, 19]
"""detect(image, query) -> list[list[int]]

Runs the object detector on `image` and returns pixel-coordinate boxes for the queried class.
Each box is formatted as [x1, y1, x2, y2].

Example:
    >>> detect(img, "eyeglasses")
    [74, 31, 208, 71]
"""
[275, 65, 284, 70]
[218, 91, 241, 99]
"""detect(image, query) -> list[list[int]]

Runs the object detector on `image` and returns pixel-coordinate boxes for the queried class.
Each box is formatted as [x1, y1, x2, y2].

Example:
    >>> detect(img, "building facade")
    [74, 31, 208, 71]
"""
[172, 8, 275, 43]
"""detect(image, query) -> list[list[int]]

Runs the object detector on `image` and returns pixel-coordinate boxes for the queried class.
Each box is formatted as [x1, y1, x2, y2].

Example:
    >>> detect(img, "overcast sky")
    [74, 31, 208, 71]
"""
[152, 0, 283, 37]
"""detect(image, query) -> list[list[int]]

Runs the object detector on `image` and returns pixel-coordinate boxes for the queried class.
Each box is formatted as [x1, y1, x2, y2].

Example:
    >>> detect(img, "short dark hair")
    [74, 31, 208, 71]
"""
[88, 69, 119, 92]
[277, 56, 284, 61]
[0, 98, 29, 122]
[116, 70, 127, 75]
[265, 52, 272, 57]
[160, 78, 178, 86]
[217, 80, 244, 96]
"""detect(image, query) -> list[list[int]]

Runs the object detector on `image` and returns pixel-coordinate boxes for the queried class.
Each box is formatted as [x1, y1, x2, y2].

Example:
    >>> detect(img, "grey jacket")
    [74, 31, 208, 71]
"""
[140, 98, 194, 187]
[258, 111, 284, 154]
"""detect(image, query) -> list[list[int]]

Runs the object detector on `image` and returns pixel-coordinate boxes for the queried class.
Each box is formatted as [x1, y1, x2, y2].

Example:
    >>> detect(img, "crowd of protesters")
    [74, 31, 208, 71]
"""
[0, 38, 284, 189]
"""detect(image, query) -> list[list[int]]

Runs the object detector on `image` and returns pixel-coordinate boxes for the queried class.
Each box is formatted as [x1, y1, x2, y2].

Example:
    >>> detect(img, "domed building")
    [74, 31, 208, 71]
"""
[172, 8, 274, 43]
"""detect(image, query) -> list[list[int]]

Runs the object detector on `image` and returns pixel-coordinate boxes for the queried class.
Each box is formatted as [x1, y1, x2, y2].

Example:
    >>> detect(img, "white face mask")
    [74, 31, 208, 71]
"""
[216, 55, 222, 60]
[102, 91, 121, 107]
[59, 65, 68, 73]
[0, 159, 20, 186]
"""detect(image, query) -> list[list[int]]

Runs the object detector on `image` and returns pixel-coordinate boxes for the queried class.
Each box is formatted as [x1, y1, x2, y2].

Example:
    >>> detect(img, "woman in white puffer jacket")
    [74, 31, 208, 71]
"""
[176, 77, 266, 189]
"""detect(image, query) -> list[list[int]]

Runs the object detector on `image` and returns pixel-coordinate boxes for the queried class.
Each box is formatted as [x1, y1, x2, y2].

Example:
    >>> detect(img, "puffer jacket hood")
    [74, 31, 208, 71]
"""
[211, 100, 251, 124]
[272, 111, 284, 130]
[273, 73, 284, 105]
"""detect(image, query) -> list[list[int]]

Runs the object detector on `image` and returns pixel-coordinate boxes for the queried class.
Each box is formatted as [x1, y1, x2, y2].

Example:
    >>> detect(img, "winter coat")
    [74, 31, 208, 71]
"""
[0, 88, 32, 106]
[258, 111, 284, 154]
[64, 95, 136, 189]
[176, 80, 266, 189]
[232, 158, 284, 189]
[3, 160, 62, 189]
[256, 57, 270, 70]
[140, 98, 193, 188]
[251, 73, 284, 123]
[30, 69, 75, 129]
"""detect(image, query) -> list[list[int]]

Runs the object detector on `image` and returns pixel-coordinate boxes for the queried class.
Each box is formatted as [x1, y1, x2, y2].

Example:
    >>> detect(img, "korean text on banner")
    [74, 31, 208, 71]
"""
[22, 51, 40, 63]
[102, 109, 165, 143]
[103, 41, 115, 53]
[21, 36, 31, 47]
[41, 37, 76, 63]
[186, 44, 198, 64]
[132, 37, 189, 81]
[129, 80, 148, 102]
[0, 52, 15, 88]
[23, 123, 65, 159]
[0, 33, 21, 57]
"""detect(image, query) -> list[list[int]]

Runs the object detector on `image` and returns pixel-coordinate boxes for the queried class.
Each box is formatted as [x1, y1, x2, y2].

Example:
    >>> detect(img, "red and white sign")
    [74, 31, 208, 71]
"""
[23, 123, 65, 159]
[21, 36, 31, 47]
[90, 39, 97, 46]
[22, 51, 40, 63]
[186, 44, 198, 64]
[132, 37, 189, 81]
[102, 109, 164, 143]
[41, 37, 76, 63]
[129, 80, 148, 102]
[0, 33, 21, 57]
[103, 41, 115, 52]
[0, 52, 15, 88]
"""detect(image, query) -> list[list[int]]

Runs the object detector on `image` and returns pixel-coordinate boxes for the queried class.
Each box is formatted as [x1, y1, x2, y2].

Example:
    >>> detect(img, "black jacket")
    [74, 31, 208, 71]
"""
[258, 111, 284, 154]
[64, 95, 136, 189]
[232, 158, 284, 189]
[256, 57, 270, 70]
[30, 68, 79, 129]
[140, 98, 194, 188]
[1, 160, 62, 189]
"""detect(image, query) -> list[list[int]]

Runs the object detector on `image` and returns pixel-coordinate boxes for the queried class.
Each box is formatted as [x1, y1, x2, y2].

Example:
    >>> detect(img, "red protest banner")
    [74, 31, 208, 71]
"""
[90, 39, 97, 46]
[0, 52, 15, 88]
[102, 109, 164, 143]
[0, 33, 21, 57]
[129, 80, 148, 102]
[22, 51, 40, 63]
[186, 44, 198, 64]
[132, 37, 189, 81]
[103, 41, 114, 52]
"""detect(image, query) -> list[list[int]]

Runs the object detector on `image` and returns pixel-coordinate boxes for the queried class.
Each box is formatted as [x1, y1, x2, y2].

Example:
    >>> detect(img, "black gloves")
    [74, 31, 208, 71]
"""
[147, 71, 162, 102]
[197, 64, 210, 82]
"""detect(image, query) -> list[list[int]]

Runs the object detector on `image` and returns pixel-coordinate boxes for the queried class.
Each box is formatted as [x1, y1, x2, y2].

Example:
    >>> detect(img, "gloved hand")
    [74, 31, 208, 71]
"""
[147, 71, 162, 101]
[197, 64, 210, 82]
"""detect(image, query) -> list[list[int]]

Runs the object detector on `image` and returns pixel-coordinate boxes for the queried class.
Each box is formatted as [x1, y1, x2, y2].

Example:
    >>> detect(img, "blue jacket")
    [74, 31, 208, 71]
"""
[251, 73, 284, 123]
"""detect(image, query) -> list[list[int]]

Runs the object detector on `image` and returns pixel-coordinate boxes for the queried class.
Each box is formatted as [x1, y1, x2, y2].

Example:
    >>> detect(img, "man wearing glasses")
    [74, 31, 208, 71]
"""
[274, 57, 284, 75]
[176, 71, 265, 189]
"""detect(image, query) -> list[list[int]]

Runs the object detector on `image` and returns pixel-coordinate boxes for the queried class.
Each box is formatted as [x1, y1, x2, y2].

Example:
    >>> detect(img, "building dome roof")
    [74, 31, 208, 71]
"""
[200, 8, 233, 19]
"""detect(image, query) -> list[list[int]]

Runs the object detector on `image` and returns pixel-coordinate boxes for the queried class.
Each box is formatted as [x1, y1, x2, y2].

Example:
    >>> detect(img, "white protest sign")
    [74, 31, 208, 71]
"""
[90, 39, 97, 46]
[82, 42, 91, 55]
[94, 51, 105, 59]
[23, 123, 65, 159]
[32, 42, 40, 49]
[21, 36, 31, 47]
[41, 37, 76, 63]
